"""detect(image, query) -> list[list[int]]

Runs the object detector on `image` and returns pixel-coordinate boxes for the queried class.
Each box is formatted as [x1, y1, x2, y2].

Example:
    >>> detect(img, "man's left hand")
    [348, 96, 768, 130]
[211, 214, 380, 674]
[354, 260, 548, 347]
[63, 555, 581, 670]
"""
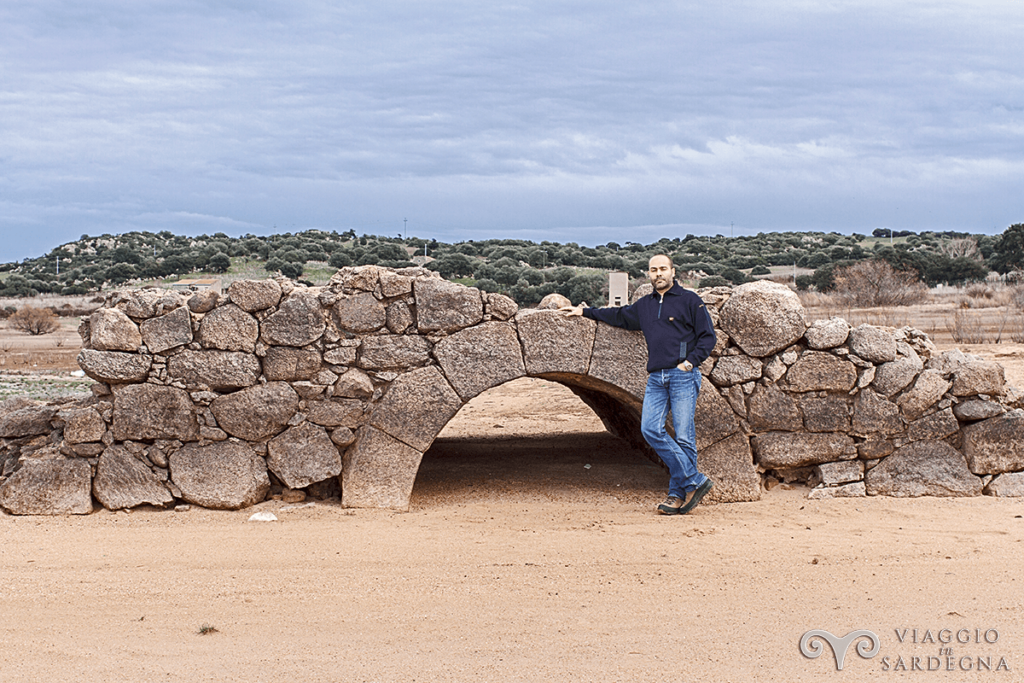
[677, 360, 693, 372]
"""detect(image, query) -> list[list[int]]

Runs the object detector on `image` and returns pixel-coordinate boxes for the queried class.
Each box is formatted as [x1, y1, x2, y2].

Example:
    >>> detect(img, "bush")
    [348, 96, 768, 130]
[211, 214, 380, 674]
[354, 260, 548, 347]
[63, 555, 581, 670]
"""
[750, 265, 771, 276]
[8, 307, 61, 335]
[278, 262, 303, 279]
[329, 251, 353, 269]
[830, 259, 927, 307]
[698, 275, 730, 288]
[208, 252, 231, 273]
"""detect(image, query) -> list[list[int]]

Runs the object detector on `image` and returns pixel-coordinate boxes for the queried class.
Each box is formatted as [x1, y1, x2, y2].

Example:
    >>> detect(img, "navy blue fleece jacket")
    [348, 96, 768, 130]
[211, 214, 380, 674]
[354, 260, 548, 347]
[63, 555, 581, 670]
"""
[582, 283, 717, 373]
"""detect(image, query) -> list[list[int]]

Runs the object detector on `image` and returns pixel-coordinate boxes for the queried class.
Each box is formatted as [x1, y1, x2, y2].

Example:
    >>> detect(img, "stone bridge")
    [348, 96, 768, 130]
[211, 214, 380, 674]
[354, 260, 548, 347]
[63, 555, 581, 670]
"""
[1, 267, 1023, 514]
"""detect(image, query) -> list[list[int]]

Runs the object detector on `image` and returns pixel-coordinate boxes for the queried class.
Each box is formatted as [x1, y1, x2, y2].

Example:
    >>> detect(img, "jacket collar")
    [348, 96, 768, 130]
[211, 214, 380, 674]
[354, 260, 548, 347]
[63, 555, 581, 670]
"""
[650, 282, 685, 298]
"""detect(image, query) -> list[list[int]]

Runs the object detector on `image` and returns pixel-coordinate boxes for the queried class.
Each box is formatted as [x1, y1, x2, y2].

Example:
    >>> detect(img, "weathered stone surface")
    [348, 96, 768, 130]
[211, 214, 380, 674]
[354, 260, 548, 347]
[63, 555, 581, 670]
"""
[343, 425, 423, 511]
[753, 432, 855, 469]
[872, 348, 923, 396]
[63, 407, 106, 444]
[0, 405, 59, 438]
[926, 348, 975, 375]
[800, 395, 851, 433]
[267, 422, 342, 489]
[985, 472, 1024, 497]
[906, 407, 959, 443]
[588, 324, 648, 400]
[808, 482, 867, 499]
[119, 288, 181, 319]
[167, 350, 260, 391]
[804, 317, 850, 350]
[378, 270, 413, 298]
[368, 366, 462, 451]
[77, 349, 152, 384]
[88, 308, 142, 351]
[332, 292, 386, 333]
[865, 440, 982, 497]
[961, 412, 1024, 474]
[93, 445, 174, 510]
[0, 459, 93, 515]
[709, 356, 762, 387]
[139, 305, 193, 353]
[385, 302, 413, 334]
[112, 384, 199, 442]
[198, 304, 259, 352]
[516, 309, 596, 375]
[210, 382, 298, 441]
[537, 293, 572, 310]
[414, 279, 484, 332]
[810, 460, 864, 487]
[323, 343, 358, 366]
[486, 293, 518, 320]
[434, 323, 526, 401]
[848, 324, 896, 363]
[897, 369, 951, 420]
[307, 399, 365, 428]
[852, 389, 904, 437]
[695, 385, 741, 451]
[330, 426, 356, 448]
[187, 289, 219, 313]
[951, 361, 1005, 397]
[262, 347, 322, 382]
[747, 382, 802, 432]
[718, 280, 807, 357]
[952, 399, 1005, 422]
[858, 439, 894, 460]
[785, 351, 857, 392]
[0, 396, 37, 418]
[228, 279, 282, 312]
[333, 368, 374, 398]
[260, 290, 326, 346]
[170, 441, 270, 509]
[698, 432, 761, 504]
[358, 336, 432, 369]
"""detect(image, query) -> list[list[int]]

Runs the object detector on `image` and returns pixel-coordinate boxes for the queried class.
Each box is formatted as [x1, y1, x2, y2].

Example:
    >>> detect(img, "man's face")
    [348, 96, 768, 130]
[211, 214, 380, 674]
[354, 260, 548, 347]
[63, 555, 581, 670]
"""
[648, 256, 675, 293]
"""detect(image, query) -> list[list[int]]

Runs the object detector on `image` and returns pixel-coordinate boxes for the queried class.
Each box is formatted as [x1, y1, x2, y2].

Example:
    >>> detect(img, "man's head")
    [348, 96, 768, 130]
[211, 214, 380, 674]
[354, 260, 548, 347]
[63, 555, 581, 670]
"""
[648, 254, 676, 294]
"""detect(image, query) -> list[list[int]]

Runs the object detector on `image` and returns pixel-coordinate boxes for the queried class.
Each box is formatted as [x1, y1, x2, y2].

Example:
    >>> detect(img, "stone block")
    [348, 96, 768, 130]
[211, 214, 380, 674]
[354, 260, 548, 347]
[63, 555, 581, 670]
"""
[139, 305, 193, 353]
[709, 356, 763, 387]
[166, 350, 261, 391]
[170, 441, 270, 509]
[951, 361, 1005, 397]
[112, 384, 199, 442]
[385, 302, 413, 334]
[587, 324, 648, 400]
[77, 349, 152, 384]
[810, 460, 864, 487]
[63, 407, 106, 444]
[848, 324, 896, 363]
[333, 368, 374, 398]
[0, 405, 59, 438]
[262, 347, 322, 382]
[865, 440, 982, 497]
[808, 482, 866, 499]
[209, 382, 298, 441]
[486, 293, 518, 320]
[0, 459, 93, 515]
[307, 399, 365, 428]
[228, 279, 282, 312]
[804, 317, 850, 350]
[378, 270, 413, 298]
[516, 309, 596, 376]
[368, 366, 462, 452]
[198, 304, 259, 352]
[698, 433, 761, 504]
[852, 389, 904, 437]
[746, 382, 802, 432]
[414, 278, 484, 333]
[961, 412, 1024, 475]
[800, 395, 851, 433]
[88, 308, 142, 351]
[857, 439, 894, 460]
[695, 384, 740, 451]
[260, 290, 326, 347]
[897, 369, 951, 421]
[332, 292, 386, 333]
[905, 407, 958, 443]
[358, 336, 432, 369]
[871, 348, 923, 397]
[752, 432, 855, 469]
[785, 351, 857, 392]
[952, 399, 1005, 422]
[434, 322, 526, 401]
[342, 426, 423, 511]
[984, 472, 1024, 497]
[93, 444, 174, 510]
[718, 280, 807, 357]
[267, 422, 342, 489]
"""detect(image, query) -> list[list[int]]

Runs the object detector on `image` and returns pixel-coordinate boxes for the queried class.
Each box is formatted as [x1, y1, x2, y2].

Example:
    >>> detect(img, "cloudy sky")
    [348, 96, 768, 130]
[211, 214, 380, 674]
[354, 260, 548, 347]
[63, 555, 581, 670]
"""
[2, 0, 1022, 262]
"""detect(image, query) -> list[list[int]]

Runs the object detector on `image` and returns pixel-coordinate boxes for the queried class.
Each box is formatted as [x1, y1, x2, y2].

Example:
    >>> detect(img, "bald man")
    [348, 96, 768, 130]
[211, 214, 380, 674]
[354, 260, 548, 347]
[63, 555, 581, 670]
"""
[562, 255, 716, 515]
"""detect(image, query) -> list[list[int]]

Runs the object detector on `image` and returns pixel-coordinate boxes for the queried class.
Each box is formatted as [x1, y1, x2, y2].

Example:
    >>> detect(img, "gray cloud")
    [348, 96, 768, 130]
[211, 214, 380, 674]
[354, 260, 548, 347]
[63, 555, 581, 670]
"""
[2, 0, 1022, 260]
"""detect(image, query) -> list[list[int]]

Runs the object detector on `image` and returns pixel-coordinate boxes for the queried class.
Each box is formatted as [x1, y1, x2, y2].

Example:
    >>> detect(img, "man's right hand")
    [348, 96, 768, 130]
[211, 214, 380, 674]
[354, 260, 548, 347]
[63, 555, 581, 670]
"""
[559, 304, 585, 317]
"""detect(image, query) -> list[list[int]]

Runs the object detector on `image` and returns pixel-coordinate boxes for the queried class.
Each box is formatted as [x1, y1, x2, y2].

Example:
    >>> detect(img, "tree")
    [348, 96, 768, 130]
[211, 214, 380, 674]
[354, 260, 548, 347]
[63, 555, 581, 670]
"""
[208, 252, 231, 273]
[9, 307, 60, 335]
[830, 259, 927, 307]
[279, 262, 303, 279]
[991, 224, 1024, 274]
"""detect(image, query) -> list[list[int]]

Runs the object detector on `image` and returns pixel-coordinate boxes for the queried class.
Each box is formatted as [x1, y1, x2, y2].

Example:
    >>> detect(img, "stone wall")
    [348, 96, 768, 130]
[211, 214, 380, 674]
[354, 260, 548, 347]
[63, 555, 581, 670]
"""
[1, 271, 1022, 515]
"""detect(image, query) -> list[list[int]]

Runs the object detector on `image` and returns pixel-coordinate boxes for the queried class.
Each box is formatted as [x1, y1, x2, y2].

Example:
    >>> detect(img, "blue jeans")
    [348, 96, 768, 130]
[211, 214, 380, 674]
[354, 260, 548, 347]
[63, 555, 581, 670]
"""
[641, 367, 706, 499]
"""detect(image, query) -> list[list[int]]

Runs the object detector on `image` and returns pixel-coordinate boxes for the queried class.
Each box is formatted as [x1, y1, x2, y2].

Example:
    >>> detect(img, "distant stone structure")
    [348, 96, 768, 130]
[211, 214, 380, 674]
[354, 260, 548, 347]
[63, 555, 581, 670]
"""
[1, 271, 1023, 515]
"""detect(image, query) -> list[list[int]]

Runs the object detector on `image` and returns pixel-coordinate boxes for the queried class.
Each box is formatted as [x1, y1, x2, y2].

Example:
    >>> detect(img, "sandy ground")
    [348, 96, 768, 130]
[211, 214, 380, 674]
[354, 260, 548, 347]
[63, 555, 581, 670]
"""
[3, 377, 1024, 682]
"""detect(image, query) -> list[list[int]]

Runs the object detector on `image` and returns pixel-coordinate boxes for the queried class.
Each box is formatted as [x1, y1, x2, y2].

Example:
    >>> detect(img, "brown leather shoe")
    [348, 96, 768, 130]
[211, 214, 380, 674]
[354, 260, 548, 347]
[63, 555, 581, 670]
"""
[680, 478, 713, 514]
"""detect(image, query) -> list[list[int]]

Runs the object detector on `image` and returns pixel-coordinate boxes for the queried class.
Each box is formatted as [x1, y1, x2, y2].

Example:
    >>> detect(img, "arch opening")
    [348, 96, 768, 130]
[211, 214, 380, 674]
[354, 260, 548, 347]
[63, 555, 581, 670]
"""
[410, 377, 667, 509]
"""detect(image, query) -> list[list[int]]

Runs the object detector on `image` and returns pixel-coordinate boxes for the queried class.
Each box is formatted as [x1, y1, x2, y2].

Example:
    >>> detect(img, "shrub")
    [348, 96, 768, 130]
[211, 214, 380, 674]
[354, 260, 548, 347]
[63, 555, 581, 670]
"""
[8, 307, 61, 335]
[698, 275, 730, 288]
[750, 265, 771, 276]
[208, 252, 231, 273]
[831, 259, 927, 307]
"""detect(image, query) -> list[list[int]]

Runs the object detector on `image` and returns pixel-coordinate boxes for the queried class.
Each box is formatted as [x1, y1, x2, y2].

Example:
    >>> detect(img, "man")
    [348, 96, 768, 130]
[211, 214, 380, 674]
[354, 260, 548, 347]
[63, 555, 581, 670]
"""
[561, 255, 716, 515]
